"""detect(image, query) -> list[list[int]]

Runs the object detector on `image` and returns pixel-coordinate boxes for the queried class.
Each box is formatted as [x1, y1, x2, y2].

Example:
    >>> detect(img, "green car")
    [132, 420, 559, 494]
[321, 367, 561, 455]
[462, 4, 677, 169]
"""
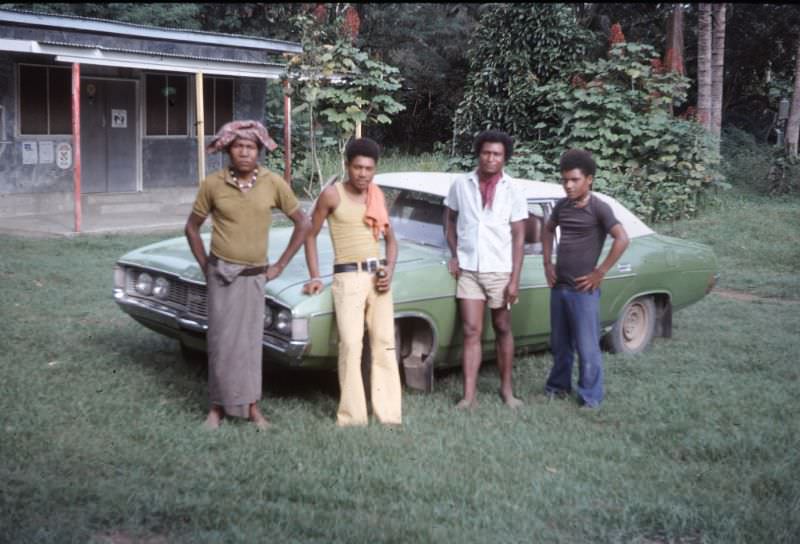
[113, 172, 718, 392]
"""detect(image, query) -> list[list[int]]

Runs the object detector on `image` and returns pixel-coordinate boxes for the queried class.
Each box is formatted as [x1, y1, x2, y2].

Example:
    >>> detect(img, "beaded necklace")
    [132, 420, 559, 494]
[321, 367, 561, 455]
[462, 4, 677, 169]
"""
[231, 168, 258, 191]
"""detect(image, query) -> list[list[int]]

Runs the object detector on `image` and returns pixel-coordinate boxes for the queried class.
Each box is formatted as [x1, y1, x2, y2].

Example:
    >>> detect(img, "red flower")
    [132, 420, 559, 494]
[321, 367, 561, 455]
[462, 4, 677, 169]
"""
[650, 58, 665, 74]
[312, 4, 327, 24]
[609, 23, 626, 45]
[570, 74, 587, 88]
[342, 5, 361, 41]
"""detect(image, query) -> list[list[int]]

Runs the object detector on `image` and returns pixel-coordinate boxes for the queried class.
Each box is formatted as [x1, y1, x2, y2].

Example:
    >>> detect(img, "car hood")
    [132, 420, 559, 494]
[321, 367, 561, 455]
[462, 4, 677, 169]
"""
[118, 228, 445, 302]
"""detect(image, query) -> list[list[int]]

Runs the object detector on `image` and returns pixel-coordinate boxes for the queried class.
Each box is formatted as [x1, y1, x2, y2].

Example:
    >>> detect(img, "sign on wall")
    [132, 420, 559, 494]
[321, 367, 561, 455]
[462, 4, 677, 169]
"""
[22, 141, 37, 164]
[56, 142, 72, 169]
[39, 141, 54, 164]
[111, 109, 127, 128]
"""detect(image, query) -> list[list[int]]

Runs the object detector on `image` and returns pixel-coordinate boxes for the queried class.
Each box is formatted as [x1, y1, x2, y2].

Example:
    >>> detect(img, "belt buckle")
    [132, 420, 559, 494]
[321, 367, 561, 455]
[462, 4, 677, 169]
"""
[364, 258, 380, 272]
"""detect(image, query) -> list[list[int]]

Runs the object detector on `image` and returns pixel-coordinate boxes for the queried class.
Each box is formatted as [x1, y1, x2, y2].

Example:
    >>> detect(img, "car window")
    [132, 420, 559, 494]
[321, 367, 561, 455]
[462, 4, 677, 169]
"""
[389, 190, 447, 248]
[525, 201, 555, 255]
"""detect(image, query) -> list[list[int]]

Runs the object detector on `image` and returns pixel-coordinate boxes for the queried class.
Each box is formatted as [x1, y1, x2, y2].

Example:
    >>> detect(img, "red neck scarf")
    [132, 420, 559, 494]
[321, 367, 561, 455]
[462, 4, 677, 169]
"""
[478, 171, 503, 209]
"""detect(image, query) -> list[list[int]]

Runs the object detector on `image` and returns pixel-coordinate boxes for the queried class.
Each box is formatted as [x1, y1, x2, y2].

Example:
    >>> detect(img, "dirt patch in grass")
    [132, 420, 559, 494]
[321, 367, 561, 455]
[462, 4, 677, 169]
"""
[714, 288, 800, 304]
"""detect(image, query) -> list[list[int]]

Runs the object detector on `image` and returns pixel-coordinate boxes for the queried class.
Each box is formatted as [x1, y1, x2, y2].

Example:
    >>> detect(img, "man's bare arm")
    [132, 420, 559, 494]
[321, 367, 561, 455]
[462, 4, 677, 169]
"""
[184, 212, 209, 275]
[541, 220, 557, 288]
[376, 222, 399, 292]
[303, 186, 339, 294]
[505, 219, 526, 305]
[444, 207, 460, 278]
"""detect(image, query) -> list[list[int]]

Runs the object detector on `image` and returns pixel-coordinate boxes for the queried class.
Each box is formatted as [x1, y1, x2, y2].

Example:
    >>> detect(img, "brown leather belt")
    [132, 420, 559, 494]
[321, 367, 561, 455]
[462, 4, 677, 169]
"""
[333, 258, 387, 274]
[208, 254, 268, 276]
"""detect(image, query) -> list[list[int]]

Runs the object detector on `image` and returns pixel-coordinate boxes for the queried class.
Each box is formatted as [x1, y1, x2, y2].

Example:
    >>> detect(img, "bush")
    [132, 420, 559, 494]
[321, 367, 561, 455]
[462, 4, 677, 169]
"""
[720, 127, 800, 195]
[452, 42, 727, 223]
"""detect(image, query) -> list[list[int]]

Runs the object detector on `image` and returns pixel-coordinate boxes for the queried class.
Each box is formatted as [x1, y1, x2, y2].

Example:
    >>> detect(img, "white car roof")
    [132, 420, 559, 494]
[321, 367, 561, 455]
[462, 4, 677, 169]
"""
[374, 171, 654, 239]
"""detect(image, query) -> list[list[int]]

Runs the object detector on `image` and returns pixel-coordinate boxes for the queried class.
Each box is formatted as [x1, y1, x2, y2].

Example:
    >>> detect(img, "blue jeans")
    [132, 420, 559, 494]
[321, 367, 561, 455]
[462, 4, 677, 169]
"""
[545, 287, 604, 407]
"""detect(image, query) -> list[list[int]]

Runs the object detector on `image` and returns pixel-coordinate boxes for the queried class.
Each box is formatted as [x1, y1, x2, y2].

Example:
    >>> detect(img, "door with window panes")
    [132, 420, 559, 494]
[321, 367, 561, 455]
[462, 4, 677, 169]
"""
[80, 79, 137, 193]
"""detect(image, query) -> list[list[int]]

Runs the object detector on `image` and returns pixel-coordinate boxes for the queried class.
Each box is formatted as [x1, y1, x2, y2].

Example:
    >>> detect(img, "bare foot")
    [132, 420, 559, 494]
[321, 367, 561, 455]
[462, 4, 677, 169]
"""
[249, 403, 272, 431]
[455, 398, 478, 410]
[500, 391, 523, 409]
[203, 406, 224, 430]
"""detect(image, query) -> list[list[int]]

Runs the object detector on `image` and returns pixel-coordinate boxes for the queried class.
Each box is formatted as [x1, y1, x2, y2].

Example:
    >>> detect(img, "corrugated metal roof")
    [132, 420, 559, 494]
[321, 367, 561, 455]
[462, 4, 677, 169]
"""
[39, 40, 287, 69]
[0, 7, 302, 54]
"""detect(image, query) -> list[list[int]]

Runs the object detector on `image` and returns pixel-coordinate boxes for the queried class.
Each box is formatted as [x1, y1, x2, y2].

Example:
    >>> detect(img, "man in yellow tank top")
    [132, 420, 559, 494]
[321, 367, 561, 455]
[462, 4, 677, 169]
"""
[302, 138, 402, 426]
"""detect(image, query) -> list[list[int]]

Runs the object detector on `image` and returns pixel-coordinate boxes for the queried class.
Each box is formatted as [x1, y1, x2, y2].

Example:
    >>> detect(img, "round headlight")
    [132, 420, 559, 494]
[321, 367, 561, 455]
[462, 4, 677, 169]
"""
[275, 309, 291, 333]
[135, 273, 153, 295]
[152, 277, 170, 300]
[263, 306, 274, 329]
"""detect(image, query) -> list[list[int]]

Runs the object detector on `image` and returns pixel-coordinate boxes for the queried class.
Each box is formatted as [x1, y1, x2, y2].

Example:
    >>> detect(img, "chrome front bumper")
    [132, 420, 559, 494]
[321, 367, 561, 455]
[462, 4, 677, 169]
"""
[113, 289, 310, 365]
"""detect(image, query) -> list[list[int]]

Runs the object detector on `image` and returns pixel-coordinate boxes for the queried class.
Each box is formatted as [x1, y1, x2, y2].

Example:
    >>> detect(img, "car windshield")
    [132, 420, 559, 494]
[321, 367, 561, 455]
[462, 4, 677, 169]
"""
[385, 188, 447, 249]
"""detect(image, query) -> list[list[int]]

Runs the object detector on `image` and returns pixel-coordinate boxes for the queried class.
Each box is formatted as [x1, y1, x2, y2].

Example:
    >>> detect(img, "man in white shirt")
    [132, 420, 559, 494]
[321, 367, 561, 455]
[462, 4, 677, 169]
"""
[445, 130, 528, 409]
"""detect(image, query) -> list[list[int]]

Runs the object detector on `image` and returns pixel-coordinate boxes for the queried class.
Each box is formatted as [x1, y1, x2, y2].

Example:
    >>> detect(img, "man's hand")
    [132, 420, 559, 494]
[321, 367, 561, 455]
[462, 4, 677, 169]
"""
[575, 268, 605, 292]
[543, 261, 556, 288]
[303, 278, 324, 295]
[447, 257, 460, 278]
[504, 280, 519, 308]
[265, 262, 285, 282]
[376, 268, 393, 293]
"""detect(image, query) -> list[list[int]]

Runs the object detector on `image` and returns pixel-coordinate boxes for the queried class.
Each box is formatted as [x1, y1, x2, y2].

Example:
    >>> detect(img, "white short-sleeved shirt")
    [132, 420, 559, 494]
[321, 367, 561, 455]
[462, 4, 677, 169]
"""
[444, 170, 528, 273]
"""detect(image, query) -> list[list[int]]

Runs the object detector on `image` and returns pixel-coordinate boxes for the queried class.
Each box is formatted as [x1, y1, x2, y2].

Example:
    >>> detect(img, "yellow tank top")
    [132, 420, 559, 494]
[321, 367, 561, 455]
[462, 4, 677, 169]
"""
[328, 182, 381, 264]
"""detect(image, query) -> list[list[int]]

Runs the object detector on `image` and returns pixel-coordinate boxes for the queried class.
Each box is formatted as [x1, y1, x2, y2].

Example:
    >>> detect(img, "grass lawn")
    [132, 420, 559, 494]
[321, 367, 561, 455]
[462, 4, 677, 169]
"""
[1, 189, 798, 543]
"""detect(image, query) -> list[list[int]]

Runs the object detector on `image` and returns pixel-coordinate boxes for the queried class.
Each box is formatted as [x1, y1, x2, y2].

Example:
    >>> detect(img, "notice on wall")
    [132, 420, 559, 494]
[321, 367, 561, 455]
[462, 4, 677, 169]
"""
[111, 109, 127, 128]
[38, 141, 54, 164]
[56, 142, 72, 170]
[22, 141, 37, 164]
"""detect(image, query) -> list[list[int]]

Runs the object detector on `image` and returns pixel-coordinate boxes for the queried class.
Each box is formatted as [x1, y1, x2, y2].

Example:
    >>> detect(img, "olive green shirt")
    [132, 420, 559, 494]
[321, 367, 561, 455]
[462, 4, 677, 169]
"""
[192, 168, 300, 266]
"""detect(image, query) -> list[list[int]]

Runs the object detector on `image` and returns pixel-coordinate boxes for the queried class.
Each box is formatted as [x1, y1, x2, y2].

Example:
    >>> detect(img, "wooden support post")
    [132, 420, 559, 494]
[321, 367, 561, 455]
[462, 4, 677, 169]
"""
[283, 79, 292, 183]
[195, 72, 205, 183]
[71, 63, 81, 233]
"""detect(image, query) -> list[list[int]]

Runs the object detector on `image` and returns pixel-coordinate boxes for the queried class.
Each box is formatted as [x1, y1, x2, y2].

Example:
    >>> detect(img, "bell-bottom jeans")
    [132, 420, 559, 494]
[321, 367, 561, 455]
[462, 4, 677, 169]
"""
[545, 286, 604, 407]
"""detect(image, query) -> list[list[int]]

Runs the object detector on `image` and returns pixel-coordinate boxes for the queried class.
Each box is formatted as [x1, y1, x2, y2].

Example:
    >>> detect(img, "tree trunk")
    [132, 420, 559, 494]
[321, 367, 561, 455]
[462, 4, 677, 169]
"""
[664, 4, 685, 75]
[711, 3, 727, 139]
[697, 4, 713, 131]
[786, 37, 800, 158]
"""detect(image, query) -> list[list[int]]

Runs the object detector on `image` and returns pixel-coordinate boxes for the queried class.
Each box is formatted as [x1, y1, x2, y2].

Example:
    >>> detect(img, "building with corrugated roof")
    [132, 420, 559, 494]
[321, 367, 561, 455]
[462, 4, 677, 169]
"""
[0, 8, 301, 228]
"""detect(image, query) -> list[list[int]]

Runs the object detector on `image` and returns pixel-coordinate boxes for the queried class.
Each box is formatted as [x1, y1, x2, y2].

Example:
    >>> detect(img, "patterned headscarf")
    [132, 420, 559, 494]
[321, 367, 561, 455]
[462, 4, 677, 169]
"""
[206, 120, 278, 154]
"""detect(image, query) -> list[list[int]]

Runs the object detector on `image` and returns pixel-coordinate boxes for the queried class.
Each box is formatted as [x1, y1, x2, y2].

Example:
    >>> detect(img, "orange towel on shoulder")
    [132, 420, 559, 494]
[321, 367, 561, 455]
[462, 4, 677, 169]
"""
[364, 182, 389, 241]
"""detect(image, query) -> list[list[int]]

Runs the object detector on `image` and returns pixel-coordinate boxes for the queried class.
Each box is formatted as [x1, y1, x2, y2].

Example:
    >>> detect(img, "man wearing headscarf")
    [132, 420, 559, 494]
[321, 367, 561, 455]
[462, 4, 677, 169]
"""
[185, 120, 310, 430]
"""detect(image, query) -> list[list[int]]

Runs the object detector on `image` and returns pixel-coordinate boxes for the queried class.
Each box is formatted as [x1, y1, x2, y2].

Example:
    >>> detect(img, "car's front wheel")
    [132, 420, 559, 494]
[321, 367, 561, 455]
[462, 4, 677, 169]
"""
[604, 296, 656, 354]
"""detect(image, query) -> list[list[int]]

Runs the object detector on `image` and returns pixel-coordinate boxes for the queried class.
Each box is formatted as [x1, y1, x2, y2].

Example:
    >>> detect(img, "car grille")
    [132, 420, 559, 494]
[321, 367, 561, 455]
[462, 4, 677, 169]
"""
[125, 269, 208, 317]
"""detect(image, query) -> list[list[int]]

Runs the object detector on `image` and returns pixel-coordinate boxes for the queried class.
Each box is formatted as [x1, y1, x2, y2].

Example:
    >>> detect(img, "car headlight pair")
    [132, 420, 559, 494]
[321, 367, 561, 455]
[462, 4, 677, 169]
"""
[134, 272, 169, 300]
[264, 306, 291, 333]
[264, 306, 308, 340]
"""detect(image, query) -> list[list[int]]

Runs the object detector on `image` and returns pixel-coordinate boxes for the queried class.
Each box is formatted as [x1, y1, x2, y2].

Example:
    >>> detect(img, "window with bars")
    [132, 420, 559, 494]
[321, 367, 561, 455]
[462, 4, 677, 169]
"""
[18, 65, 72, 135]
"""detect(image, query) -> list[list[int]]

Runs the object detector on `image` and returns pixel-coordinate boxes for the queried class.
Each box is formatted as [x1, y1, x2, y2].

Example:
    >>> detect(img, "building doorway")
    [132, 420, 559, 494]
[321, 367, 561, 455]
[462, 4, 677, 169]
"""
[80, 78, 138, 193]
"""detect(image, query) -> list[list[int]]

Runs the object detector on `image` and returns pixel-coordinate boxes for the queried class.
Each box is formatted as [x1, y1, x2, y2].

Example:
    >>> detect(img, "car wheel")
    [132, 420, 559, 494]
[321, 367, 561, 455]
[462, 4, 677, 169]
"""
[605, 296, 656, 354]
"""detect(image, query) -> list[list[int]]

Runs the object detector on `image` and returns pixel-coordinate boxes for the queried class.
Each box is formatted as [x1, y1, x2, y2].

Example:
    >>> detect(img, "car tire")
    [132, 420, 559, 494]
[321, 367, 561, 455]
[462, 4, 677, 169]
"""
[604, 296, 656, 354]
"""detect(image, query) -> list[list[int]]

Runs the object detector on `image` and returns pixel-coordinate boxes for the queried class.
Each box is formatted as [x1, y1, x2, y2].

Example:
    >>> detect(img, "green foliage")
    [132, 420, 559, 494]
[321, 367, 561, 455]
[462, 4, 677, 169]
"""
[454, 40, 726, 222]
[359, 4, 482, 151]
[720, 127, 800, 195]
[534, 42, 725, 221]
[454, 4, 595, 146]
[284, 12, 405, 196]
